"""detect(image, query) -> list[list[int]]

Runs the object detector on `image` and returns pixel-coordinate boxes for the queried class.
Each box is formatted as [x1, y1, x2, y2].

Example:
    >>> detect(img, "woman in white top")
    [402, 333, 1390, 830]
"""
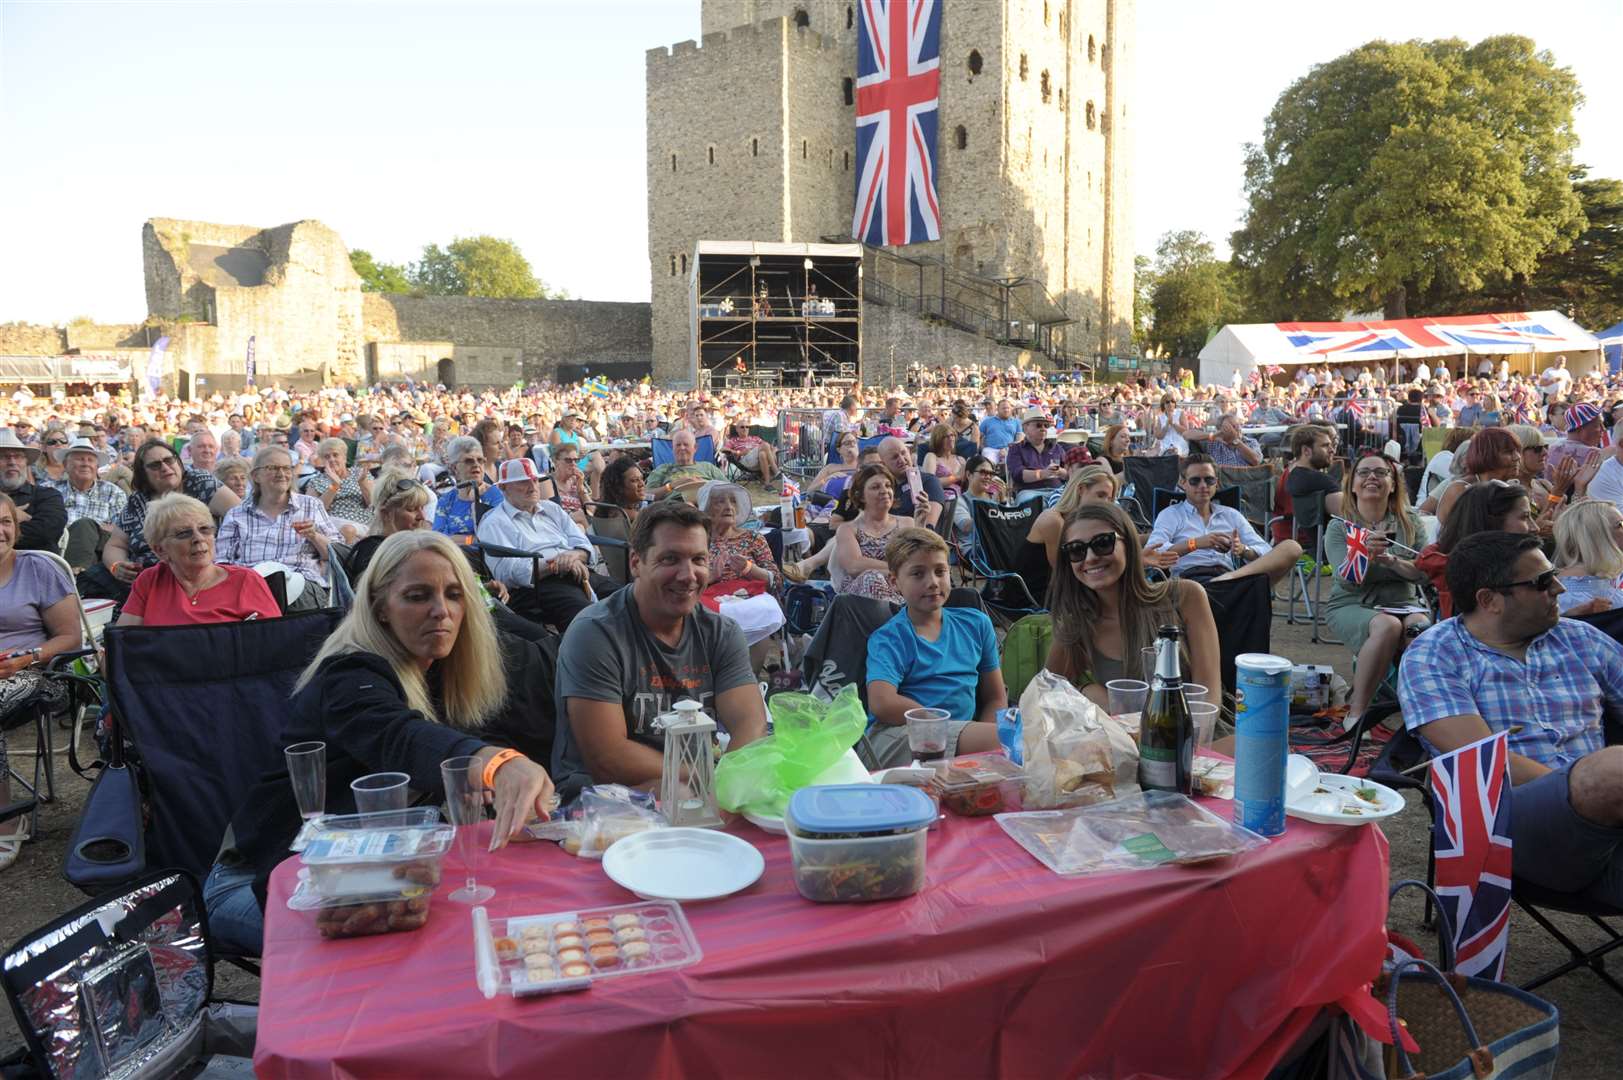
[1149, 394, 1191, 456]
[1552, 499, 1623, 615]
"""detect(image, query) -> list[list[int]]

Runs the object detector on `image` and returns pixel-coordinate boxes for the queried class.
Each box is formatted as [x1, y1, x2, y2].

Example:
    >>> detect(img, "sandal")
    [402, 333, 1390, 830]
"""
[0, 831, 28, 873]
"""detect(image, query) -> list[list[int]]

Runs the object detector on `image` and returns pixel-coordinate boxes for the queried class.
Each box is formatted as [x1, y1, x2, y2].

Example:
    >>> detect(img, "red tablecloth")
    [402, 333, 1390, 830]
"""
[255, 807, 1389, 1079]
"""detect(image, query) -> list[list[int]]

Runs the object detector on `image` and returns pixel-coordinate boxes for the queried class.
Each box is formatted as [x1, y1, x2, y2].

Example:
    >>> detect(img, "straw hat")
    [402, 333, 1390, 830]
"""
[0, 429, 40, 463]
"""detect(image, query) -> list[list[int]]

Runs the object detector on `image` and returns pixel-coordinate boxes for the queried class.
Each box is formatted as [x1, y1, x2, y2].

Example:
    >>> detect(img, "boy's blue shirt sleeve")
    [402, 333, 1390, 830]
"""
[865, 616, 909, 688]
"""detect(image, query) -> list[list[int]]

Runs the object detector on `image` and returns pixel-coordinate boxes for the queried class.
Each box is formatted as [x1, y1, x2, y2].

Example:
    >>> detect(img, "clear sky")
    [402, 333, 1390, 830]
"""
[2, 0, 1618, 325]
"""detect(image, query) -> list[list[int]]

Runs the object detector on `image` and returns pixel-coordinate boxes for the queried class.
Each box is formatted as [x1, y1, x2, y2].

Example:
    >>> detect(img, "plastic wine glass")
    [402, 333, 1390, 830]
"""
[285, 741, 326, 821]
[1190, 702, 1222, 755]
[440, 756, 494, 904]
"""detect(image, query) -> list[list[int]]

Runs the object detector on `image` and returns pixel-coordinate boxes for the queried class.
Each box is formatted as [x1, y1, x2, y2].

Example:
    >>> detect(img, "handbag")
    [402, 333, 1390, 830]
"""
[1330, 879, 1559, 1080]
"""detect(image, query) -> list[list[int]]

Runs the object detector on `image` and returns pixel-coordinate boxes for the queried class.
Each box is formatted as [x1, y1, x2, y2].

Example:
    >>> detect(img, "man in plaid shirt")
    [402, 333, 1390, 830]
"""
[215, 446, 341, 608]
[1398, 531, 1623, 905]
[51, 438, 127, 570]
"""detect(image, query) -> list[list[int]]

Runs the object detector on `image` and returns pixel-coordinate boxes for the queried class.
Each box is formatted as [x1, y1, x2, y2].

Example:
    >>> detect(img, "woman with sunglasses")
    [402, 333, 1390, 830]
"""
[90, 439, 240, 601]
[1046, 502, 1220, 710]
[1322, 453, 1430, 734]
[1552, 499, 1623, 615]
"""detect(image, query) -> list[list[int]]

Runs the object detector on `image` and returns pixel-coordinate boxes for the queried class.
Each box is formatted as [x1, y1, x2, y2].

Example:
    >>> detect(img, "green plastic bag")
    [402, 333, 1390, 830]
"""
[716, 684, 867, 817]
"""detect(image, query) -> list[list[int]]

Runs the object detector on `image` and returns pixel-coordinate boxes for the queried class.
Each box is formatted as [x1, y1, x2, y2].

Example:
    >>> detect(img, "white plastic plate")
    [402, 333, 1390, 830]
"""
[1285, 768, 1404, 826]
[602, 827, 765, 901]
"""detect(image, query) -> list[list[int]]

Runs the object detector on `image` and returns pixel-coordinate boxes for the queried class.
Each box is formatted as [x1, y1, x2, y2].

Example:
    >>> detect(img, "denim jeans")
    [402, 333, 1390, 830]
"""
[203, 861, 264, 957]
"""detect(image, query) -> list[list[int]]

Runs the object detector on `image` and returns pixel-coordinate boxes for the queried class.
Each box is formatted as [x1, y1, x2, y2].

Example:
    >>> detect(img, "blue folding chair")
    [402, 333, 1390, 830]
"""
[826, 435, 886, 465]
[651, 433, 716, 469]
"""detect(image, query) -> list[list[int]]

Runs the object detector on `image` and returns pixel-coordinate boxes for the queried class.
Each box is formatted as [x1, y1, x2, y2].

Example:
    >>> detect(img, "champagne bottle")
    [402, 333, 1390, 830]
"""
[1138, 625, 1194, 794]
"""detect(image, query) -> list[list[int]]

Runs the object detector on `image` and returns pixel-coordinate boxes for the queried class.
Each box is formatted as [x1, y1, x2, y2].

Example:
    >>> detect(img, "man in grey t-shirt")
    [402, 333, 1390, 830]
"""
[553, 500, 768, 800]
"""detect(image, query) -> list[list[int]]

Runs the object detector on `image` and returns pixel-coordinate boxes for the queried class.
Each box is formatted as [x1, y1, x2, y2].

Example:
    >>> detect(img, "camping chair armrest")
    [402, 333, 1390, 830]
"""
[585, 533, 628, 550]
[47, 647, 99, 672]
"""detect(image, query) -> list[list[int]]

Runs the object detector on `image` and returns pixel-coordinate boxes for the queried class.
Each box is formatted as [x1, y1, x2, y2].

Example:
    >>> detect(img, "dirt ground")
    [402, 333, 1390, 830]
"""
[1, 617, 1617, 1076]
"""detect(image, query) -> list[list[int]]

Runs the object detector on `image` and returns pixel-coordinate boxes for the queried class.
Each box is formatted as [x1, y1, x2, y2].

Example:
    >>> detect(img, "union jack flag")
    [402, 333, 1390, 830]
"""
[1337, 522, 1372, 585]
[853, 0, 942, 246]
[1429, 731, 1513, 980]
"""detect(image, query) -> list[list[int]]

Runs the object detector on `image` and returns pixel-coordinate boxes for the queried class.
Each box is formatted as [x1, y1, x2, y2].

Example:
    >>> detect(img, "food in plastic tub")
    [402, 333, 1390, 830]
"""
[785, 785, 934, 903]
[310, 893, 433, 938]
[927, 753, 1026, 816]
[298, 809, 453, 900]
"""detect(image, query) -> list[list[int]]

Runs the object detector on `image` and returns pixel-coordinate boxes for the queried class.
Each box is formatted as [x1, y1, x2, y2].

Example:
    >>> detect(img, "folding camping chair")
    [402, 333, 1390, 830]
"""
[961, 498, 1047, 622]
[1291, 490, 1340, 644]
[1120, 455, 1180, 531]
[650, 433, 717, 469]
[1, 869, 258, 1079]
[63, 611, 344, 896]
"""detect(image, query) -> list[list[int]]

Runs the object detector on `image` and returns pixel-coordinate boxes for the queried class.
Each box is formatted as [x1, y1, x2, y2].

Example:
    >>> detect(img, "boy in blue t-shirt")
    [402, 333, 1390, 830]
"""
[865, 528, 1007, 768]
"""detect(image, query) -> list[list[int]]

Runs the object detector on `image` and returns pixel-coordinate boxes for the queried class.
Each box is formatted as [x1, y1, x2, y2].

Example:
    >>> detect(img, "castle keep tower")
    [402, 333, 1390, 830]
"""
[647, 0, 1135, 385]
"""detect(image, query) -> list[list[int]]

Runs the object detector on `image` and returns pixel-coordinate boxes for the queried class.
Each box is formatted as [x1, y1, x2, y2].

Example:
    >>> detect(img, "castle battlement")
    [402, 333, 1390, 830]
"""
[647, 16, 829, 70]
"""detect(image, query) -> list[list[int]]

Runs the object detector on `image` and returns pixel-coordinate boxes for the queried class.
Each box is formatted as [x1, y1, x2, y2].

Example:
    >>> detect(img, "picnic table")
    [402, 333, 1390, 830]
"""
[255, 805, 1389, 1078]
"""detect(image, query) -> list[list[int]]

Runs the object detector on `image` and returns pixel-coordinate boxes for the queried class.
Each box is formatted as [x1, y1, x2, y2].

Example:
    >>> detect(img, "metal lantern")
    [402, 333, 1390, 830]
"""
[659, 700, 722, 829]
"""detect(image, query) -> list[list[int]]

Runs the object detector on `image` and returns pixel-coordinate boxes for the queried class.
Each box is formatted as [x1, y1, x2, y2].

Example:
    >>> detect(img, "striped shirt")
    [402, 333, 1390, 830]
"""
[215, 493, 341, 586]
[1398, 617, 1623, 769]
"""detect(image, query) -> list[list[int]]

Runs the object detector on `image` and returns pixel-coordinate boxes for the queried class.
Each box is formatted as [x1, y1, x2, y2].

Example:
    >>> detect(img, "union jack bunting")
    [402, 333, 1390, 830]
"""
[1429, 731, 1514, 980]
[853, 0, 942, 246]
[1337, 523, 1372, 585]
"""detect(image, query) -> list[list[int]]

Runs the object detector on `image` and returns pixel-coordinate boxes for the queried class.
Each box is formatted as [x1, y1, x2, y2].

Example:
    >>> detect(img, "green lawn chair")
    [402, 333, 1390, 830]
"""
[1001, 613, 1053, 703]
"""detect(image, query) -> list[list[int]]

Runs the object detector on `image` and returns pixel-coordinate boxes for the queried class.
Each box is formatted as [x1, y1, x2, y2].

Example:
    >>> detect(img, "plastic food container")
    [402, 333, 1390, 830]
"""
[927, 752, 1025, 816]
[484, 900, 703, 997]
[785, 784, 934, 902]
[299, 809, 453, 899]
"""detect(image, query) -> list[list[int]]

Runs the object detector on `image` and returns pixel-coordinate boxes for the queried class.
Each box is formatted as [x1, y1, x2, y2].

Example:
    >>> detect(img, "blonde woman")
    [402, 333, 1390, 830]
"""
[1028, 464, 1179, 578]
[1553, 499, 1623, 614]
[203, 529, 557, 955]
[920, 423, 965, 495]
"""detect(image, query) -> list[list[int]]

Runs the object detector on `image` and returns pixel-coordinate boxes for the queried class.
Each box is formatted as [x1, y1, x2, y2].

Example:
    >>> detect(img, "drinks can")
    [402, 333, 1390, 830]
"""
[1234, 653, 1292, 836]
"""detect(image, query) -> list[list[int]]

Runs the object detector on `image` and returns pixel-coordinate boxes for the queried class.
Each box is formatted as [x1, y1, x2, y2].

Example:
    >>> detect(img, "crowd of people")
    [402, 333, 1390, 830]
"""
[1, 353, 1620, 939]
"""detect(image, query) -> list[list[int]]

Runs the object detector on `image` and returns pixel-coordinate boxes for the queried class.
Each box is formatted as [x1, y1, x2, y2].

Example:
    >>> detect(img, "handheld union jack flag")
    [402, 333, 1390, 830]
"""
[1337, 523, 1372, 584]
[1430, 731, 1514, 980]
[853, 0, 941, 246]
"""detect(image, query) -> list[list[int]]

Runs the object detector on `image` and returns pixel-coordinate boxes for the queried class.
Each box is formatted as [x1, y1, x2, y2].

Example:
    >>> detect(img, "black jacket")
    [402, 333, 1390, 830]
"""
[227, 651, 487, 904]
[12, 481, 66, 553]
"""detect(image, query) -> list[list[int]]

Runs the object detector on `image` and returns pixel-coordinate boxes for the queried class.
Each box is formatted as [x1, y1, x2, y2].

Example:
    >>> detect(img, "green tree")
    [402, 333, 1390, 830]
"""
[407, 236, 557, 299]
[349, 249, 413, 293]
[1524, 174, 1623, 328]
[1132, 254, 1155, 349]
[1233, 36, 1585, 319]
[1146, 231, 1242, 359]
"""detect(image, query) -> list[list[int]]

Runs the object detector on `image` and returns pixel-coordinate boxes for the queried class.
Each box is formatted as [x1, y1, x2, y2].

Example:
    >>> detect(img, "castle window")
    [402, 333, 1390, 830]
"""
[802, 139, 808, 160]
[793, 7, 809, 29]
[707, 145, 715, 165]
[842, 77, 853, 105]
[826, 147, 833, 168]
[670, 152, 677, 172]
[846, 5, 853, 30]
[1085, 101, 1096, 130]
[954, 125, 967, 150]
[843, 150, 851, 171]
[669, 255, 677, 276]
[1043, 1, 1049, 25]
[680, 254, 687, 273]
[1058, 88, 1065, 110]
[1088, 35, 1096, 62]
[967, 49, 982, 77]
[752, 137, 759, 156]
[1019, 53, 1028, 81]
[1040, 70, 1051, 103]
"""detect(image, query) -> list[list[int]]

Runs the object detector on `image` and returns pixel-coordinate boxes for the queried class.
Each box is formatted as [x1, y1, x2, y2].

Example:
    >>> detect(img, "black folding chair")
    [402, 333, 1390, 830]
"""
[963, 498, 1046, 621]
[64, 612, 344, 895]
[1120, 455, 1180, 530]
[1216, 464, 1275, 536]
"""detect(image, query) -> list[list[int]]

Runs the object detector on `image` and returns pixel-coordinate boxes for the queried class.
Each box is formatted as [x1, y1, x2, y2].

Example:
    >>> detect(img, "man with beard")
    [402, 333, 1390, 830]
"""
[1285, 424, 1343, 520]
[549, 499, 768, 801]
[0, 429, 66, 553]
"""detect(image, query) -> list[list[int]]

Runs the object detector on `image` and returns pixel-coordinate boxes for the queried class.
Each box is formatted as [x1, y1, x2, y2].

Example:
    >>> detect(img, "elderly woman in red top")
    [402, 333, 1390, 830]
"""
[116, 493, 280, 627]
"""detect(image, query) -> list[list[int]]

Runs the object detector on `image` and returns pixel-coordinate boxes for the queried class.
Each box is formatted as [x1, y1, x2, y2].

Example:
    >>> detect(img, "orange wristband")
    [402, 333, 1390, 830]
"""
[1187, 538, 1198, 553]
[481, 748, 524, 790]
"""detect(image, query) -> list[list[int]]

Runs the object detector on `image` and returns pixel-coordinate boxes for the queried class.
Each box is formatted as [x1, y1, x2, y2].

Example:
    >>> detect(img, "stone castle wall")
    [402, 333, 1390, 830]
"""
[0, 324, 69, 355]
[862, 302, 1041, 387]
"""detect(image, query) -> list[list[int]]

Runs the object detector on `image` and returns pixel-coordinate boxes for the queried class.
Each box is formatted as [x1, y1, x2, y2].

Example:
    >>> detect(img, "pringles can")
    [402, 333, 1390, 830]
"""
[1234, 653, 1292, 836]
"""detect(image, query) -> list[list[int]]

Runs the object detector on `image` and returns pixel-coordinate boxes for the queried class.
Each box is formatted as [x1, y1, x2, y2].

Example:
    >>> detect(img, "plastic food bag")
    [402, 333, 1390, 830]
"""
[570, 786, 666, 860]
[716, 684, 867, 817]
[995, 791, 1269, 876]
[1018, 670, 1140, 808]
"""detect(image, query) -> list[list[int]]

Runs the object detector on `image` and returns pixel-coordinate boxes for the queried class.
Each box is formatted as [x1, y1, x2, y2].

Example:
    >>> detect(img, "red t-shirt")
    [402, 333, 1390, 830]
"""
[124, 563, 281, 625]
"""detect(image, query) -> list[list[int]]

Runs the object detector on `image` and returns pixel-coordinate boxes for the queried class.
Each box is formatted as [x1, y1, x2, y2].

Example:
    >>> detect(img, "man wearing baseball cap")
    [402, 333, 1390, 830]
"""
[1545, 402, 1608, 485]
[475, 457, 618, 631]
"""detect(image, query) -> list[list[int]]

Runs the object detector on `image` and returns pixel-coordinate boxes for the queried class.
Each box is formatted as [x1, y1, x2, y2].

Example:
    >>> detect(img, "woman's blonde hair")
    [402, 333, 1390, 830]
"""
[213, 458, 248, 488]
[1052, 463, 1118, 516]
[295, 530, 505, 730]
[368, 467, 432, 536]
[1554, 498, 1623, 581]
[928, 423, 955, 457]
[143, 493, 213, 549]
[249, 443, 295, 502]
[316, 437, 347, 462]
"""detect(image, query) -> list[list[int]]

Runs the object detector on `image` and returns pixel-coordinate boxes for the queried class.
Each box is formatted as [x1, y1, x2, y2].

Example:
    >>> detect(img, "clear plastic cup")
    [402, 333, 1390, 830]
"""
[904, 707, 951, 765]
[1184, 684, 1210, 703]
[1140, 646, 1157, 682]
[1190, 702, 1222, 753]
[1106, 679, 1149, 717]
[285, 741, 326, 821]
[351, 771, 410, 814]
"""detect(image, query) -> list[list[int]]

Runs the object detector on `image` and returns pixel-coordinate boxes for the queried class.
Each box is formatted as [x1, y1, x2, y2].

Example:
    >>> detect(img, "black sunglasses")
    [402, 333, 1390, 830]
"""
[1060, 533, 1121, 562]
[1182, 474, 1218, 487]
[1493, 569, 1558, 595]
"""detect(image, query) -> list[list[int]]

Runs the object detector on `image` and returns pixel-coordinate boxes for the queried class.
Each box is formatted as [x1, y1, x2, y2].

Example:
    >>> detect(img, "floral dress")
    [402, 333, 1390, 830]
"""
[708, 528, 777, 584]
[840, 520, 903, 603]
